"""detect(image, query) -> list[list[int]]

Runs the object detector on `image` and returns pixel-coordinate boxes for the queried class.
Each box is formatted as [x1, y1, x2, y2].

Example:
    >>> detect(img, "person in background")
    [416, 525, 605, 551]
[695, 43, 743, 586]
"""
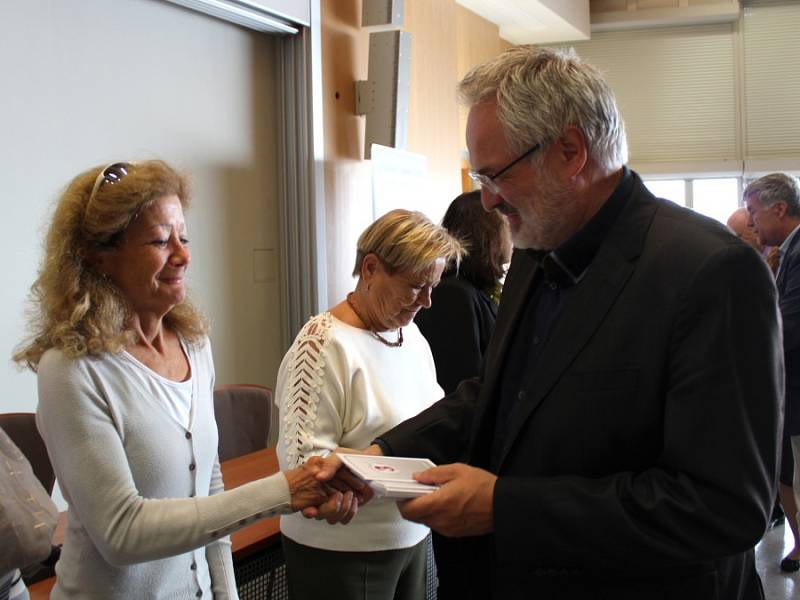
[320, 46, 782, 599]
[414, 191, 510, 600]
[275, 209, 463, 600]
[416, 190, 512, 395]
[727, 206, 781, 273]
[0, 426, 59, 600]
[745, 172, 800, 572]
[13, 160, 362, 599]
[728, 205, 785, 531]
[728, 207, 764, 253]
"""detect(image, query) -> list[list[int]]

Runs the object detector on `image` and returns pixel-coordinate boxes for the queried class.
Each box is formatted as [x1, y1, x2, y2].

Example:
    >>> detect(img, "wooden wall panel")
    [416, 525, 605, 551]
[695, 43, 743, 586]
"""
[321, 0, 369, 161]
[320, 0, 371, 303]
[405, 0, 462, 219]
[456, 4, 505, 150]
[322, 160, 373, 304]
[320, 0, 504, 300]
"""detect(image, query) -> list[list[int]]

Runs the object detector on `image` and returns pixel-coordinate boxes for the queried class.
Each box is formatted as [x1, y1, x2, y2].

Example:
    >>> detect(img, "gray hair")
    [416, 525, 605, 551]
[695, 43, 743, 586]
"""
[744, 173, 800, 217]
[458, 46, 628, 171]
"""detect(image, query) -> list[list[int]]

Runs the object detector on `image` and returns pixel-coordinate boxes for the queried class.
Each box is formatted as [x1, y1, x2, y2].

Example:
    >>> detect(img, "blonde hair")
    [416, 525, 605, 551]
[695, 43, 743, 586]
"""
[14, 160, 208, 371]
[352, 209, 464, 277]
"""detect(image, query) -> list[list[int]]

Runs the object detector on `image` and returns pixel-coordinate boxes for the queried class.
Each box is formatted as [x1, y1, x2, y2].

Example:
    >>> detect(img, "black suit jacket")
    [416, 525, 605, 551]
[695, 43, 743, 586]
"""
[381, 173, 782, 599]
[776, 227, 800, 434]
[415, 275, 498, 396]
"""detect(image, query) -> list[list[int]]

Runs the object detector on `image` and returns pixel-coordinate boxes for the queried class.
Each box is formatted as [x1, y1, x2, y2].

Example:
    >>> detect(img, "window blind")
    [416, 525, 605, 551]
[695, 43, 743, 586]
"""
[742, 2, 800, 160]
[561, 24, 737, 165]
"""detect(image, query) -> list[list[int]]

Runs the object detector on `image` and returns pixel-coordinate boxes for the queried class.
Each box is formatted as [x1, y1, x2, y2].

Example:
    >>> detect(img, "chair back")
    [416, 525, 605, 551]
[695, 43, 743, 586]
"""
[213, 384, 273, 461]
[0, 412, 56, 494]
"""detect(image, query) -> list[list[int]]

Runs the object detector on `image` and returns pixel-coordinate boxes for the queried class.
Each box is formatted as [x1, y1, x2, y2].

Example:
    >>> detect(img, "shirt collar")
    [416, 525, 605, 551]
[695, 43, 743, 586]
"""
[527, 166, 633, 287]
[780, 223, 800, 254]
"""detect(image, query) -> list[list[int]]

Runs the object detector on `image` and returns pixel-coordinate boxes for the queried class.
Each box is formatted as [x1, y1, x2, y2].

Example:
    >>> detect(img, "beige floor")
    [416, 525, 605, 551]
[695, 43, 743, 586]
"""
[756, 522, 799, 599]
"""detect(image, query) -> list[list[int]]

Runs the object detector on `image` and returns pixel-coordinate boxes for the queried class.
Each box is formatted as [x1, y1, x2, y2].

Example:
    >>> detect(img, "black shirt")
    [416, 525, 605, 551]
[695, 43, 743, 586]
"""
[490, 168, 634, 467]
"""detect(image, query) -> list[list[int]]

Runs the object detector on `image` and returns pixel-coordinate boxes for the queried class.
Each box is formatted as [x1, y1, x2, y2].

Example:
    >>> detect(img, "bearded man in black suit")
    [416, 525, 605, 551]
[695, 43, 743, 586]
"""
[321, 46, 782, 600]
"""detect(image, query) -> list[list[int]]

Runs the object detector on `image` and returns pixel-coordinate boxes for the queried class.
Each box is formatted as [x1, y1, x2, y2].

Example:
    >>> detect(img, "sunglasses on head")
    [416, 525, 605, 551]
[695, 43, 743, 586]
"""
[88, 162, 132, 204]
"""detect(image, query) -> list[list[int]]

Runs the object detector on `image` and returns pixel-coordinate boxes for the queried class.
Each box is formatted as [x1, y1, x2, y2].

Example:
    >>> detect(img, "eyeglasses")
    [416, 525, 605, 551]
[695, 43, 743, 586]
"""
[468, 143, 541, 195]
[88, 162, 131, 205]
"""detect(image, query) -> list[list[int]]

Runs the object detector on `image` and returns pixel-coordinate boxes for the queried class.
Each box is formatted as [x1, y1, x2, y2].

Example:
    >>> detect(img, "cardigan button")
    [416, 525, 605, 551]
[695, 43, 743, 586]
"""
[185, 431, 192, 439]
[196, 591, 203, 597]
[190, 562, 197, 570]
[189, 463, 196, 471]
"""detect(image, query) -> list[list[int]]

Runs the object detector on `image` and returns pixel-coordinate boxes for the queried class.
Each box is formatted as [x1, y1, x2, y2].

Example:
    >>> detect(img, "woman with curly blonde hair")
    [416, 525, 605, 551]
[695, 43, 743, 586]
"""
[15, 161, 205, 367]
[15, 160, 362, 599]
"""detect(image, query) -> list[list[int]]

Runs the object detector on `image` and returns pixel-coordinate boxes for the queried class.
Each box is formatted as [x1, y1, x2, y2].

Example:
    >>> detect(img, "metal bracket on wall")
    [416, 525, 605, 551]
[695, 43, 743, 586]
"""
[354, 80, 376, 116]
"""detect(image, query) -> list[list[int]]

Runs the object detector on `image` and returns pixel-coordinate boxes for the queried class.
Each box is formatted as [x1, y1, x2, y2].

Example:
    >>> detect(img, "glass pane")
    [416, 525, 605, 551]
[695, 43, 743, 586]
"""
[692, 178, 739, 224]
[643, 179, 686, 207]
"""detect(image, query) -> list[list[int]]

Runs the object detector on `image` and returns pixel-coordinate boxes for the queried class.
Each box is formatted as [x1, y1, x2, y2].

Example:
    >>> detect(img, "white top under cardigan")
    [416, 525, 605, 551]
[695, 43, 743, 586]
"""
[276, 313, 443, 552]
[36, 339, 293, 600]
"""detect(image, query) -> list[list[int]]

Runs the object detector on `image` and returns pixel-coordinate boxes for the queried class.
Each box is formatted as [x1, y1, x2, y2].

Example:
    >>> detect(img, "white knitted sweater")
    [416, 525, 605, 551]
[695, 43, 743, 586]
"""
[276, 313, 442, 552]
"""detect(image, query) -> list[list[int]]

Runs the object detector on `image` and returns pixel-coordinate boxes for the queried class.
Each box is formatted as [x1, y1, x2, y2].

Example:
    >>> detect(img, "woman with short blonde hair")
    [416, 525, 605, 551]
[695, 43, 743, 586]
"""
[277, 208, 463, 600]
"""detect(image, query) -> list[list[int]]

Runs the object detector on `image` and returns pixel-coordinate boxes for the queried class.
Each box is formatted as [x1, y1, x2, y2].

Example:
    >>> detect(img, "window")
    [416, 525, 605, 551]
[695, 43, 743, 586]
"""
[643, 177, 741, 225]
[692, 178, 739, 224]
[643, 180, 686, 207]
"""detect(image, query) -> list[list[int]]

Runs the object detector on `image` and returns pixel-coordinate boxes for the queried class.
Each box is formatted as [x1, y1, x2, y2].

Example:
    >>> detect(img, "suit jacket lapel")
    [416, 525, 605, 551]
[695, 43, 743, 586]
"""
[777, 231, 800, 293]
[468, 248, 539, 461]
[495, 181, 659, 469]
[483, 249, 539, 384]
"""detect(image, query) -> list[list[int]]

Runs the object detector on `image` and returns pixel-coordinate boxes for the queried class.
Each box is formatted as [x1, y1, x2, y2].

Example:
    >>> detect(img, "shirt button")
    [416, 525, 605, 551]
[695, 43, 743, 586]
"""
[190, 562, 197, 571]
[533, 336, 540, 345]
[517, 390, 526, 401]
[189, 463, 196, 471]
[185, 431, 192, 440]
[549, 282, 558, 290]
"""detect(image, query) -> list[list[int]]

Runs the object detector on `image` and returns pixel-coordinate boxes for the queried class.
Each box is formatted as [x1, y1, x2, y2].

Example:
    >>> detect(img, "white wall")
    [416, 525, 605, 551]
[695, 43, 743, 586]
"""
[1, 0, 284, 416]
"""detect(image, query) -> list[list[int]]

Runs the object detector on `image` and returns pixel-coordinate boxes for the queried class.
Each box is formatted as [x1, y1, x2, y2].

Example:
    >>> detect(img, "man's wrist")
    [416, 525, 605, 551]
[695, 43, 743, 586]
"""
[371, 438, 392, 456]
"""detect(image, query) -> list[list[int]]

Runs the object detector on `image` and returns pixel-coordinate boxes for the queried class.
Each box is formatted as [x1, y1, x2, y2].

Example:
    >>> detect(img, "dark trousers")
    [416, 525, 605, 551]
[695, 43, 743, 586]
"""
[282, 534, 427, 600]
[432, 533, 481, 600]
